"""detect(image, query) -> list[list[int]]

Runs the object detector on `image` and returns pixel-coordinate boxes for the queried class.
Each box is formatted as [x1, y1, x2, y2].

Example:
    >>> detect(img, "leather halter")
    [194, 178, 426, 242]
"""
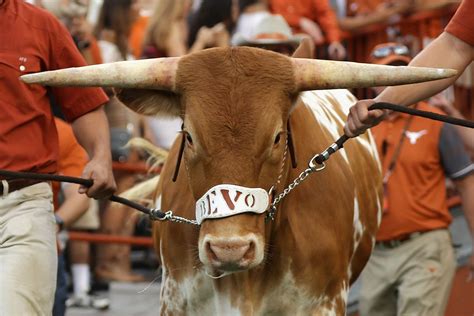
[171, 120, 298, 182]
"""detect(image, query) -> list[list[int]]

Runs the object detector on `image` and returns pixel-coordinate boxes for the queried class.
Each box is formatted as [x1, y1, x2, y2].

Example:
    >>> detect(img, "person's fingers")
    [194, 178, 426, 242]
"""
[79, 167, 92, 194]
[346, 119, 357, 137]
[79, 161, 116, 199]
[367, 108, 386, 123]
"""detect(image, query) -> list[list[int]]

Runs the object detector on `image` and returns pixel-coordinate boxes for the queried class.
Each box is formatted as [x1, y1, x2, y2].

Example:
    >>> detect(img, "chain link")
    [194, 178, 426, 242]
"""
[150, 210, 199, 225]
[266, 155, 326, 221]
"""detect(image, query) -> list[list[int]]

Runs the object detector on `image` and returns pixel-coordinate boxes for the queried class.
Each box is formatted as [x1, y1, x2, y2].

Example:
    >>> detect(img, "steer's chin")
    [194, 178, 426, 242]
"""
[202, 258, 263, 279]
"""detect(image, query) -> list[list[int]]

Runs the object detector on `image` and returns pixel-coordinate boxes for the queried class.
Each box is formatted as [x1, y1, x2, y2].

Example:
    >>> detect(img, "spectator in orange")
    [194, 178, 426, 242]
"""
[92, 0, 146, 284]
[344, 0, 474, 149]
[269, 0, 346, 60]
[331, 0, 415, 32]
[52, 118, 109, 314]
[0, 0, 114, 314]
[129, 14, 149, 59]
[359, 42, 474, 316]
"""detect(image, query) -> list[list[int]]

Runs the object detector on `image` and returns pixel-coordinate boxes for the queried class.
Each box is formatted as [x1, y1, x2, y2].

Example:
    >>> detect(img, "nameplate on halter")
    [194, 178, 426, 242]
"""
[195, 184, 270, 224]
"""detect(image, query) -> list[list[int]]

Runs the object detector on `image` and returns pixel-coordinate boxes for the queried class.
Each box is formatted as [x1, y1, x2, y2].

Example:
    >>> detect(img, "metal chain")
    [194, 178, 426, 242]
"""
[266, 154, 326, 221]
[150, 209, 199, 226]
[147, 152, 327, 225]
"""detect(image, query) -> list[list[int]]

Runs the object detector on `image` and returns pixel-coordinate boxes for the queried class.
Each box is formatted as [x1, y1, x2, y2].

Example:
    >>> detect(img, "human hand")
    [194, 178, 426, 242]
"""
[299, 17, 324, 45]
[328, 41, 346, 60]
[344, 99, 388, 137]
[79, 158, 116, 199]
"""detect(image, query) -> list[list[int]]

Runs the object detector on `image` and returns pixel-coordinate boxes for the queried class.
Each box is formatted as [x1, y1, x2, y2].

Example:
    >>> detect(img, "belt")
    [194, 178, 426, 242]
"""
[376, 231, 424, 249]
[0, 179, 44, 196]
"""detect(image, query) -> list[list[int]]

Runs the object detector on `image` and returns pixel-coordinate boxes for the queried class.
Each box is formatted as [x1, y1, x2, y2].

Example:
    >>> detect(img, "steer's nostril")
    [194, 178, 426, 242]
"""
[207, 239, 252, 265]
[206, 241, 218, 262]
[243, 241, 255, 261]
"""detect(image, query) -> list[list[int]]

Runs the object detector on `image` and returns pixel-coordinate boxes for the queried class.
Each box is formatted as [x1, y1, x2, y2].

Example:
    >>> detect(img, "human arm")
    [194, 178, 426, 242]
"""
[55, 183, 90, 229]
[338, 1, 412, 31]
[344, 31, 473, 137]
[72, 106, 116, 198]
[453, 173, 474, 275]
[376, 32, 472, 106]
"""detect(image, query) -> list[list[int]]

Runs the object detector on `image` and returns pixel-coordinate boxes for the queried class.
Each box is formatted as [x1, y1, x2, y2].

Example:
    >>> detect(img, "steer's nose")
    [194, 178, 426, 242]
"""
[205, 238, 256, 270]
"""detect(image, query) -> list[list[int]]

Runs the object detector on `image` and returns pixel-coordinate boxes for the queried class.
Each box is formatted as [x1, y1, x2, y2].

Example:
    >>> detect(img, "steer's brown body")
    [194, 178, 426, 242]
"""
[149, 48, 382, 315]
[22, 46, 456, 316]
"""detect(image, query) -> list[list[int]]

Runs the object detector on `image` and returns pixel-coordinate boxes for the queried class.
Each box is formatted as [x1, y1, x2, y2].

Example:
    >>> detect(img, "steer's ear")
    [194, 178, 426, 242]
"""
[292, 37, 314, 59]
[116, 88, 182, 117]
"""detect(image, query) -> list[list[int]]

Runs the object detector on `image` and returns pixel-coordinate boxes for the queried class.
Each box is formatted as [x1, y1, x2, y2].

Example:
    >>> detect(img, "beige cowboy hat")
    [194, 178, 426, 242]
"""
[231, 14, 305, 48]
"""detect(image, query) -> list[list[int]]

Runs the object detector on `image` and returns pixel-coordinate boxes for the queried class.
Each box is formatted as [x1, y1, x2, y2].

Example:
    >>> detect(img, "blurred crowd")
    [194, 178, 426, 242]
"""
[19, 0, 471, 314]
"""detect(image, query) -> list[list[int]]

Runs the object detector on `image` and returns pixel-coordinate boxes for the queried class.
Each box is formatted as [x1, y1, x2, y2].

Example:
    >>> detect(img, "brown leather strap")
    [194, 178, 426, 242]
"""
[0, 179, 43, 195]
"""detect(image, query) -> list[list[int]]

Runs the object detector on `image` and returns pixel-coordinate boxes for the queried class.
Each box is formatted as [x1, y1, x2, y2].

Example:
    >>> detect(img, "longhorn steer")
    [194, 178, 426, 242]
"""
[21, 47, 456, 315]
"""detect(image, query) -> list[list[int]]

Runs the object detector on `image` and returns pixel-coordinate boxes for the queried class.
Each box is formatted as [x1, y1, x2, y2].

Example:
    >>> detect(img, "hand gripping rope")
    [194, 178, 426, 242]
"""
[0, 102, 472, 225]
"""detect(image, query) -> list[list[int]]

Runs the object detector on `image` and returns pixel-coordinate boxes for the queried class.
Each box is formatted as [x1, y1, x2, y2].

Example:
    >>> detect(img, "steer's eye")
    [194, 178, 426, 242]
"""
[274, 133, 281, 145]
[185, 132, 193, 145]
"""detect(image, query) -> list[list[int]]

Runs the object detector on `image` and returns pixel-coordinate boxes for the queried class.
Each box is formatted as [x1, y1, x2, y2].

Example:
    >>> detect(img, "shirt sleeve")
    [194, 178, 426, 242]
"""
[47, 20, 109, 122]
[311, 0, 341, 43]
[439, 123, 474, 180]
[445, 0, 474, 46]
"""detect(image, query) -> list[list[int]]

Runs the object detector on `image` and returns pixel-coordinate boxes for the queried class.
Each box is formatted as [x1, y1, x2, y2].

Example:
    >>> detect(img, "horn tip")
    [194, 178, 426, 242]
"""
[438, 68, 458, 78]
[20, 73, 40, 84]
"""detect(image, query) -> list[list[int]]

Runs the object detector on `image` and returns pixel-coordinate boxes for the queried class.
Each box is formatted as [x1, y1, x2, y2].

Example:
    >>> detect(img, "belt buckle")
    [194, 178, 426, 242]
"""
[1, 180, 9, 197]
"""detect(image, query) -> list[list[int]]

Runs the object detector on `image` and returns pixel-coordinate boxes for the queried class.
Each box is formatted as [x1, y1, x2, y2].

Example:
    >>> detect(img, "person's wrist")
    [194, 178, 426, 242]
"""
[55, 214, 65, 231]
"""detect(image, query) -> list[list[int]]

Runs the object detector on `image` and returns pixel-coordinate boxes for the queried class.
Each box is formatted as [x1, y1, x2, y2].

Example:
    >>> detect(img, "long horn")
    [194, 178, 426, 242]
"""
[20, 58, 180, 91]
[292, 59, 457, 91]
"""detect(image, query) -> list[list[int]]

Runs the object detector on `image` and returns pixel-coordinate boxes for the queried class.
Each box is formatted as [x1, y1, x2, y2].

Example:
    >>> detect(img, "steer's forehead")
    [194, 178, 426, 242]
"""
[176, 47, 296, 96]
[175, 48, 296, 140]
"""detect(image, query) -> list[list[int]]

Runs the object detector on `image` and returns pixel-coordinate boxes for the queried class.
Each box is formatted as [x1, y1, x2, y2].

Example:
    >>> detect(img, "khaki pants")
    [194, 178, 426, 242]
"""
[0, 183, 57, 315]
[359, 229, 456, 316]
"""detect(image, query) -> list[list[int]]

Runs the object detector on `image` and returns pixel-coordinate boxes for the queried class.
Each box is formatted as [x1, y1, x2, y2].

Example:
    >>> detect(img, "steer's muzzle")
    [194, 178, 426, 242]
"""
[200, 235, 262, 272]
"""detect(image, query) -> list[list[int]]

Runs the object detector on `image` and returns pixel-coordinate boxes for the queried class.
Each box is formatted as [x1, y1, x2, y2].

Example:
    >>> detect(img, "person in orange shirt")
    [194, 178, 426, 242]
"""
[269, 0, 346, 60]
[52, 118, 109, 315]
[344, 0, 474, 138]
[343, 1, 474, 279]
[358, 43, 474, 316]
[333, 0, 415, 32]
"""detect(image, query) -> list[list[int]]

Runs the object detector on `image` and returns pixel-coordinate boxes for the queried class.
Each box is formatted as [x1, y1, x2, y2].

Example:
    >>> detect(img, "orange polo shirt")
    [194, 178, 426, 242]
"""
[372, 102, 473, 241]
[0, 0, 108, 174]
[445, 0, 474, 46]
[269, 0, 341, 43]
[129, 15, 149, 59]
[346, 0, 383, 17]
[52, 118, 88, 210]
